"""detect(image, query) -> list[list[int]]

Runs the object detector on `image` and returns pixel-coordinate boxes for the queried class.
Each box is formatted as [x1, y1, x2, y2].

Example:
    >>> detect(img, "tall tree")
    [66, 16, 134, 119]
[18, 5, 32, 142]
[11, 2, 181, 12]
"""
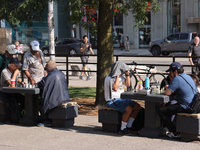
[0, 0, 161, 105]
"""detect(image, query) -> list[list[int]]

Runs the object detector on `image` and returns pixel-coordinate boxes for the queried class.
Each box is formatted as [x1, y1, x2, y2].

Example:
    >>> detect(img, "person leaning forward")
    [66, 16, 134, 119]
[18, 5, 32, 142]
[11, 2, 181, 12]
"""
[0, 57, 25, 123]
[37, 60, 70, 127]
[159, 62, 197, 139]
[22, 40, 46, 84]
[104, 61, 140, 136]
[188, 36, 200, 75]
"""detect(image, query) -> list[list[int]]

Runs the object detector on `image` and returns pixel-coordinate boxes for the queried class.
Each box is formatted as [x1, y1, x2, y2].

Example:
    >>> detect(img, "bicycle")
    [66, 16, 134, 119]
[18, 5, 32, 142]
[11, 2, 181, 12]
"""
[129, 61, 165, 91]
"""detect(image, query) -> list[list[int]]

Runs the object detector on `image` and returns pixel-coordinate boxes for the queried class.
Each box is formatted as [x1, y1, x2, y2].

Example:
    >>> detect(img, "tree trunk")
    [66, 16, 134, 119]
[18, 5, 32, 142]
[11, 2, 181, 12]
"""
[95, 0, 114, 106]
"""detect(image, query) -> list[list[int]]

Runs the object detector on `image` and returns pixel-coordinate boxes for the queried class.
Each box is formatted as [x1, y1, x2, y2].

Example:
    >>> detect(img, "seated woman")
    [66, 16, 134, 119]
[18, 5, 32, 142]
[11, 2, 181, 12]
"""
[37, 60, 70, 127]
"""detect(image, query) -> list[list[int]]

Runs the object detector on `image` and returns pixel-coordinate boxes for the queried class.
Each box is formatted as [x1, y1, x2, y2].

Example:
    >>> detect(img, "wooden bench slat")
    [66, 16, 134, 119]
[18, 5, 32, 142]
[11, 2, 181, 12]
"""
[59, 102, 77, 107]
[98, 106, 117, 111]
[177, 113, 200, 118]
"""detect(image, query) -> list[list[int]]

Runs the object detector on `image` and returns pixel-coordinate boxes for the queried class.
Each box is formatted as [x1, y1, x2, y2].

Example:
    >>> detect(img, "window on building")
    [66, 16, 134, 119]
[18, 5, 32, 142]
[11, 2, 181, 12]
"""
[114, 13, 123, 26]
[168, 0, 180, 35]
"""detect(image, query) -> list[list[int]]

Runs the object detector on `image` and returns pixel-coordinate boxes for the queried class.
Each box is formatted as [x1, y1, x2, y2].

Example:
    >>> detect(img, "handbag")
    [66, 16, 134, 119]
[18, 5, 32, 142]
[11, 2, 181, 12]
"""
[177, 75, 200, 113]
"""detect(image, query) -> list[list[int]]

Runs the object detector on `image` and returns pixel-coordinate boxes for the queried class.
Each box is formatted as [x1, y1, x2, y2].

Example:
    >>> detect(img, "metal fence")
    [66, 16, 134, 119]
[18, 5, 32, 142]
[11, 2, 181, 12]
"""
[18, 53, 200, 83]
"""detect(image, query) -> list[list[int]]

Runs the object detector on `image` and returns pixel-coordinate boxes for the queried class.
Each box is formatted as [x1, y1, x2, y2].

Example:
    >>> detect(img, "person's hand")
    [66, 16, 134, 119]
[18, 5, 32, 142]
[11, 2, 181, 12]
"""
[31, 79, 36, 84]
[21, 82, 26, 85]
[85, 44, 89, 48]
[125, 70, 129, 76]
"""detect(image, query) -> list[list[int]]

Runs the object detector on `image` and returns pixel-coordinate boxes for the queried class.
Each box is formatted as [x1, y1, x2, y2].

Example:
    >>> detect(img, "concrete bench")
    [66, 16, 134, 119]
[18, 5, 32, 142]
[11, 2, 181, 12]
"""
[177, 113, 200, 141]
[0, 101, 4, 122]
[98, 106, 123, 133]
[48, 102, 78, 128]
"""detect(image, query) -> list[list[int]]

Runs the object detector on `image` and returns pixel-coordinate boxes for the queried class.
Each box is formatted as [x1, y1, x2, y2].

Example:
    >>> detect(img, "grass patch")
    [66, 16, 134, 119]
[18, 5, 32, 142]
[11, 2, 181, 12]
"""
[68, 87, 96, 98]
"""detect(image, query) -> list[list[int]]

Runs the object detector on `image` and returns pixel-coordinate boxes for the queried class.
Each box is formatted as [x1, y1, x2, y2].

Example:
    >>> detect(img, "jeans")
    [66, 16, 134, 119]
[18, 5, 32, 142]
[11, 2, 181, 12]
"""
[158, 103, 188, 133]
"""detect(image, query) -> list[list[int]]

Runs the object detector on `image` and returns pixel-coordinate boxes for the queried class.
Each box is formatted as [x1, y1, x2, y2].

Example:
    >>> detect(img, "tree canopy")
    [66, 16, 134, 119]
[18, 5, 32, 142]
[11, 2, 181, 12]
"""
[0, 0, 51, 27]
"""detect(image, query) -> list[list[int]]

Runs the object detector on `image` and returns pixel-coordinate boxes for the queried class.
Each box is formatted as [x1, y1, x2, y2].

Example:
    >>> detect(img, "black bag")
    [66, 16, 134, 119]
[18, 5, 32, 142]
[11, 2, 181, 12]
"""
[178, 75, 200, 113]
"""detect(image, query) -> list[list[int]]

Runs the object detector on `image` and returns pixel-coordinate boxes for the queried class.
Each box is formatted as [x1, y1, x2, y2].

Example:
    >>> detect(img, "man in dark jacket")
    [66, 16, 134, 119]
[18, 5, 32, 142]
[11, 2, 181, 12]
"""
[37, 60, 70, 127]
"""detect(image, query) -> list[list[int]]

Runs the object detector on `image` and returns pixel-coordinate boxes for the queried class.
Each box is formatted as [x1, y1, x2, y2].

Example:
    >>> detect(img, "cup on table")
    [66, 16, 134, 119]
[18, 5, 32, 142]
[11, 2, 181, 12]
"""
[11, 79, 15, 87]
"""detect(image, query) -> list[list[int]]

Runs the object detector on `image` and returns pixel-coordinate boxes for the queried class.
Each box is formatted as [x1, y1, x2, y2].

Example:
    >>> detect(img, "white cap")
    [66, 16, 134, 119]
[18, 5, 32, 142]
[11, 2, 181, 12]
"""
[30, 40, 40, 51]
[6, 45, 17, 54]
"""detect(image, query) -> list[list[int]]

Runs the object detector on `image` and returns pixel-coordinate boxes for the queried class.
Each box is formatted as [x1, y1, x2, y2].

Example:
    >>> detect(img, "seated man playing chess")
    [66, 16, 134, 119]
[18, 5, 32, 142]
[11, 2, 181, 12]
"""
[0, 57, 25, 123]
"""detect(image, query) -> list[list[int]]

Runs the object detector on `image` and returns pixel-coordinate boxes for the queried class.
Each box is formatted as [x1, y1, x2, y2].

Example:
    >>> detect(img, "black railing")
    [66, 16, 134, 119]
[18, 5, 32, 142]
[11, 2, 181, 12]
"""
[18, 53, 200, 84]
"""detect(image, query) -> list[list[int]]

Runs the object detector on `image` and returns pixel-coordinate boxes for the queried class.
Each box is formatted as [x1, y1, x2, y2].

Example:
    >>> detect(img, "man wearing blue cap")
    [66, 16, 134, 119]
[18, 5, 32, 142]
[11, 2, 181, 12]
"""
[159, 62, 197, 138]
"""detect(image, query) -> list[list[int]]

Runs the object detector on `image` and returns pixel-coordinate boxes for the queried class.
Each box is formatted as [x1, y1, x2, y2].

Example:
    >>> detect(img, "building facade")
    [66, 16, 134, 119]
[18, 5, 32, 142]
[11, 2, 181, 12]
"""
[74, 0, 200, 49]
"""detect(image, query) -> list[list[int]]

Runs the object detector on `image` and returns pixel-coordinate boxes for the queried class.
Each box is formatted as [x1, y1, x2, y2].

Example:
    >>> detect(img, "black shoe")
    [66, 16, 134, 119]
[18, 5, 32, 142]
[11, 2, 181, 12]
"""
[127, 127, 138, 132]
[118, 128, 132, 136]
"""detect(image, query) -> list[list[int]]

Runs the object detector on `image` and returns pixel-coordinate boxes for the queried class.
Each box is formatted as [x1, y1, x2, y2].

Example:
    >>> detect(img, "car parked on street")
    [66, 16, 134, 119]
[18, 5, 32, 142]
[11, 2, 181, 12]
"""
[41, 38, 83, 55]
[149, 32, 198, 56]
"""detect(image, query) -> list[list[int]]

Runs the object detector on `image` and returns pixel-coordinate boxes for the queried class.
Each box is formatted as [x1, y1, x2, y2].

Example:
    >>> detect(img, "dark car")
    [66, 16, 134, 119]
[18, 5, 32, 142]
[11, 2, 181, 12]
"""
[41, 38, 83, 55]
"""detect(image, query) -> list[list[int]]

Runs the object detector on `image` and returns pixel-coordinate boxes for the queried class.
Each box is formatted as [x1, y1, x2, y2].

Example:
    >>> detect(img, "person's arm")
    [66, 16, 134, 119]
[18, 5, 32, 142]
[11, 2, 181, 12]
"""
[11, 69, 19, 81]
[24, 70, 36, 84]
[164, 77, 179, 96]
[80, 44, 89, 52]
[188, 53, 194, 66]
[89, 47, 94, 55]
[113, 76, 119, 91]
[123, 71, 130, 87]
[164, 88, 173, 95]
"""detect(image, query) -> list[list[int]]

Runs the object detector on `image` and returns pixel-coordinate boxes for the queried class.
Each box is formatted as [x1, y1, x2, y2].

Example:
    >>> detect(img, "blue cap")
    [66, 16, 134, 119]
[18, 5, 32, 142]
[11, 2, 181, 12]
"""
[9, 57, 21, 67]
[166, 62, 182, 72]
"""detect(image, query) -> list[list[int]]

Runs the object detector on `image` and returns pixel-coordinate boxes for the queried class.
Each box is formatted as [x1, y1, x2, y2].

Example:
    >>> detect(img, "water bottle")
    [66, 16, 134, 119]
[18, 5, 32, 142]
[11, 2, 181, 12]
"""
[145, 76, 150, 89]
[138, 80, 143, 90]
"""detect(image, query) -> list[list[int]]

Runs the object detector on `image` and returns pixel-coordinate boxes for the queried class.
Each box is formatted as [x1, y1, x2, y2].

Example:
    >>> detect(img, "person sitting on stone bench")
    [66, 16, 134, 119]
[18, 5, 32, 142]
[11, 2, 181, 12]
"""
[37, 60, 70, 127]
[104, 61, 140, 135]
[0, 57, 25, 123]
[159, 62, 197, 139]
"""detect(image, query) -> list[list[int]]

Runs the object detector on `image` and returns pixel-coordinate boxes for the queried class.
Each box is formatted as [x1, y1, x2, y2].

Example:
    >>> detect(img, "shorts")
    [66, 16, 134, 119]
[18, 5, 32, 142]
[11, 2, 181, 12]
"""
[106, 98, 137, 113]
[81, 56, 88, 66]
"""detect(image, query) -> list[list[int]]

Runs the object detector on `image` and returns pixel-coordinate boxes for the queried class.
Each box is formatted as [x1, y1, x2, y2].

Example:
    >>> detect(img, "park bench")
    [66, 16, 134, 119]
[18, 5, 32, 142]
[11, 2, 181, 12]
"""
[98, 106, 123, 132]
[48, 101, 78, 128]
[177, 113, 200, 142]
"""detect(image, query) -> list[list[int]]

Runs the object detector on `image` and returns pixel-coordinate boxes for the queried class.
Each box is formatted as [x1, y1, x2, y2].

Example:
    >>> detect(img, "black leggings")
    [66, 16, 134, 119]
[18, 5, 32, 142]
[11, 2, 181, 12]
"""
[158, 103, 188, 133]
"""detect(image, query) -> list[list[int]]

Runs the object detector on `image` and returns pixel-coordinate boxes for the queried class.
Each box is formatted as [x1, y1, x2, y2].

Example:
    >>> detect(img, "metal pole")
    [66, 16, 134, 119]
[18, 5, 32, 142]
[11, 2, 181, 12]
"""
[48, 1, 55, 60]
[66, 56, 69, 85]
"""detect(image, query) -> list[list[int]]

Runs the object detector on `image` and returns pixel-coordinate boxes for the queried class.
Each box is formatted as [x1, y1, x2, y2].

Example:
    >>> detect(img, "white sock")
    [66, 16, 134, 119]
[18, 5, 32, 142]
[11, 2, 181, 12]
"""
[127, 117, 135, 128]
[121, 121, 127, 130]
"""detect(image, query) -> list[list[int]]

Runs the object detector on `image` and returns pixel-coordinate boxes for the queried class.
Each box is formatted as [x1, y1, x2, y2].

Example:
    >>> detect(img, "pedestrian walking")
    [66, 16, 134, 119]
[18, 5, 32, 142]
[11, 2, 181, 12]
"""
[79, 35, 94, 80]
[188, 36, 200, 75]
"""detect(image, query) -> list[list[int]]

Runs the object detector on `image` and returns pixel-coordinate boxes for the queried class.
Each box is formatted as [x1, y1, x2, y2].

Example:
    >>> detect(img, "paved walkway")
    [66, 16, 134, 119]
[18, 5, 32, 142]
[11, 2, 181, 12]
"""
[0, 115, 199, 150]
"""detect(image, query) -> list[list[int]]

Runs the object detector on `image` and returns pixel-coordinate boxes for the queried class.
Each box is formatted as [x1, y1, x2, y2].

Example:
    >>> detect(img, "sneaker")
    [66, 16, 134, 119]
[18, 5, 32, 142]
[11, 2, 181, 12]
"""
[167, 131, 181, 139]
[86, 76, 91, 80]
[79, 76, 85, 80]
[118, 128, 132, 136]
[37, 120, 52, 127]
[127, 127, 138, 132]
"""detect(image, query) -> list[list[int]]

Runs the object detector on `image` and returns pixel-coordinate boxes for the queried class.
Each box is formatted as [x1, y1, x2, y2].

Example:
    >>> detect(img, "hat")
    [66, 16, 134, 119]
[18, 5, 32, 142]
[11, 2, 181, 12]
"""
[166, 62, 182, 72]
[30, 40, 40, 51]
[45, 60, 57, 72]
[6, 45, 17, 54]
[9, 57, 22, 66]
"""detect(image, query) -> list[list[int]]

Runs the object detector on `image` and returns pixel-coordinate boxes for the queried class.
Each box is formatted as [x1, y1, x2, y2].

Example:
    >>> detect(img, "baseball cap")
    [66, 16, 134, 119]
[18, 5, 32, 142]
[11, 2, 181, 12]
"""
[6, 45, 17, 54]
[30, 40, 40, 51]
[166, 62, 182, 72]
[9, 57, 22, 67]
[45, 60, 57, 72]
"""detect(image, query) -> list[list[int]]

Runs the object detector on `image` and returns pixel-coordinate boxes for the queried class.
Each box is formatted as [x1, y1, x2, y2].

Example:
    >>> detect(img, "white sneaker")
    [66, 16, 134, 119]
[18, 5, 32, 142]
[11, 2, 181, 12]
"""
[167, 131, 181, 139]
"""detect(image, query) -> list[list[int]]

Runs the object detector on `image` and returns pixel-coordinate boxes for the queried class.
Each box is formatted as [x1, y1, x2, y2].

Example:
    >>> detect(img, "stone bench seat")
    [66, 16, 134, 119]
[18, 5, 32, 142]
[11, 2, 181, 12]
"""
[48, 102, 78, 128]
[98, 105, 122, 133]
[177, 113, 200, 141]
